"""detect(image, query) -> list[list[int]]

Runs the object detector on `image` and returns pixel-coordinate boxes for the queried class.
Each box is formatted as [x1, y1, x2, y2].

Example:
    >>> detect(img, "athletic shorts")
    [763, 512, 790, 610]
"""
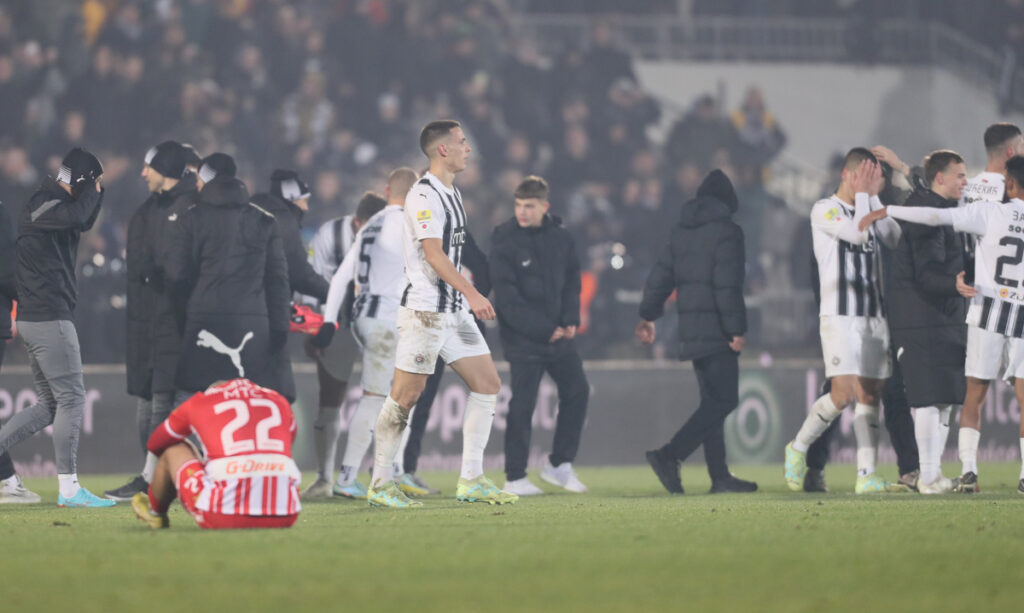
[819, 315, 891, 379]
[305, 327, 360, 382]
[175, 460, 297, 530]
[394, 306, 489, 375]
[965, 326, 1011, 381]
[1002, 337, 1024, 383]
[353, 316, 398, 396]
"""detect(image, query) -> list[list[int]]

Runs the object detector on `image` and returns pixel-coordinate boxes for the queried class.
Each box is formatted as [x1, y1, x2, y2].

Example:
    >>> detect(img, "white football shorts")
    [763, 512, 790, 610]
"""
[819, 315, 891, 379]
[353, 316, 398, 396]
[394, 306, 489, 375]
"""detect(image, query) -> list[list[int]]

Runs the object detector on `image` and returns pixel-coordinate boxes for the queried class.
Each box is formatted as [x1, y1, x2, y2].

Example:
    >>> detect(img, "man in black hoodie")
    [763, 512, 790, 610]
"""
[637, 169, 757, 495]
[165, 173, 290, 395]
[107, 140, 199, 501]
[885, 150, 970, 494]
[490, 175, 589, 496]
[0, 147, 114, 507]
[251, 169, 328, 402]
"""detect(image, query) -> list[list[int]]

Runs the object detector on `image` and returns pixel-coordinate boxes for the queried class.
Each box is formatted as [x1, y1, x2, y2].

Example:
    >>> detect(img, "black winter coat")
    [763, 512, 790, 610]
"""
[250, 192, 329, 302]
[639, 170, 746, 361]
[887, 187, 967, 405]
[0, 202, 16, 339]
[165, 176, 290, 395]
[490, 214, 581, 362]
[125, 176, 198, 397]
[16, 176, 103, 322]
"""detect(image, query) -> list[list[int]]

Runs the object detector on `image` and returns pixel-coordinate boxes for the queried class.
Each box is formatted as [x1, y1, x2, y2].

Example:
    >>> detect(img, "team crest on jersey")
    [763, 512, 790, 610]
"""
[825, 208, 840, 221]
[415, 353, 426, 364]
[417, 210, 431, 222]
[1001, 288, 1010, 298]
[831, 356, 840, 366]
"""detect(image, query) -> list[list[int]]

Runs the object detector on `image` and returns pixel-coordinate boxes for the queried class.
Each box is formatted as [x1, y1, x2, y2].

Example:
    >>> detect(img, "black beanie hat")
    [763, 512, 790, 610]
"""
[270, 169, 311, 202]
[181, 143, 202, 170]
[198, 153, 237, 184]
[144, 140, 187, 179]
[58, 147, 103, 194]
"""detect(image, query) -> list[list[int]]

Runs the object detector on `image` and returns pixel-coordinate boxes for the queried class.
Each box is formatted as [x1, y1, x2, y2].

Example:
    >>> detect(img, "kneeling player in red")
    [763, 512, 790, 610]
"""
[131, 379, 301, 530]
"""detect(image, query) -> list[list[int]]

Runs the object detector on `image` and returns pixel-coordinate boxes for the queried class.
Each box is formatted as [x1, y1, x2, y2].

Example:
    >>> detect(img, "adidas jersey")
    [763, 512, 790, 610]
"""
[889, 198, 1024, 337]
[323, 204, 406, 324]
[146, 379, 301, 517]
[811, 194, 886, 317]
[400, 172, 468, 313]
[310, 214, 356, 283]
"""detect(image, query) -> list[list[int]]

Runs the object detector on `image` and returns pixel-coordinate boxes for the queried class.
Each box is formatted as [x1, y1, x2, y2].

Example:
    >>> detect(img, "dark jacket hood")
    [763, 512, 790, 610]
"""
[157, 173, 197, 206]
[904, 185, 958, 209]
[199, 176, 249, 208]
[680, 170, 738, 227]
[494, 213, 563, 239]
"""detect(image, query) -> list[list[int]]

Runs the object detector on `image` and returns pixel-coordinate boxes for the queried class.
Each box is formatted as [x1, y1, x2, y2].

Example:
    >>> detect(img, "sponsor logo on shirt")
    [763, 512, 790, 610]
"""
[825, 207, 840, 221]
[417, 210, 432, 222]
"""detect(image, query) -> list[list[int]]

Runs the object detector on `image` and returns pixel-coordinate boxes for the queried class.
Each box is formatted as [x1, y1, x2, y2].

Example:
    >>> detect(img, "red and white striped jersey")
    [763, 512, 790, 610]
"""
[148, 379, 301, 517]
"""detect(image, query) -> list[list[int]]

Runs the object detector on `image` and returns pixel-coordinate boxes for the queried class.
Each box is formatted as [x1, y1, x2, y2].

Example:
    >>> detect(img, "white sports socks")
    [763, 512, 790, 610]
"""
[959, 427, 980, 475]
[853, 403, 880, 477]
[392, 407, 415, 478]
[793, 394, 843, 453]
[338, 394, 383, 485]
[142, 451, 158, 483]
[371, 395, 409, 487]
[312, 403, 344, 482]
[914, 406, 941, 484]
[57, 473, 80, 498]
[461, 392, 497, 480]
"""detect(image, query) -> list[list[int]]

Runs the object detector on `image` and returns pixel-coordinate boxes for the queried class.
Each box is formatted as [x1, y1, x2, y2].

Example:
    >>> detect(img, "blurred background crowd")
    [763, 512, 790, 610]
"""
[1, 0, 1023, 362]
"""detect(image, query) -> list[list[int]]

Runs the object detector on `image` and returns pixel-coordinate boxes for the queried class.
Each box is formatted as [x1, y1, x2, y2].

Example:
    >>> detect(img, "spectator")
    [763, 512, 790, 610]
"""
[665, 94, 736, 171]
[730, 87, 787, 182]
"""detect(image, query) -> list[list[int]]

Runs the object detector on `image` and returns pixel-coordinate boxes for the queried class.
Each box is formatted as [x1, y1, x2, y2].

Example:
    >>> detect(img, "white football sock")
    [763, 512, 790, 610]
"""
[793, 393, 844, 453]
[853, 403, 880, 477]
[959, 427, 980, 475]
[312, 403, 344, 482]
[936, 404, 955, 475]
[914, 406, 940, 484]
[341, 394, 383, 478]
[461, 392, 497, 480]
[336, 465, 357, 487]
[393, 407, 415, 478]
[1019, 439, 1024, 480]
[141, 451, 159, 484]
[371, 395, 409, 488]
[57, 473, 80, 498]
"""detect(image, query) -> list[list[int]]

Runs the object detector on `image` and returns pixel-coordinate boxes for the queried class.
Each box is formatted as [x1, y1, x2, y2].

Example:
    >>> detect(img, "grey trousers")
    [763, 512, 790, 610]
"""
[0, 320, 85, 474]
[136, 390, 191, 455]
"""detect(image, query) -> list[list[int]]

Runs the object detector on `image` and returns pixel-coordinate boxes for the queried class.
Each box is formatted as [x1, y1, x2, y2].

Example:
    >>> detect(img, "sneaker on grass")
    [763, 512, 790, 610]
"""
[131, 492, 168, 529]
[104, 475, 148, 501]
[503, 477, 544, 496]
[58, 487, 116, 508]
[0, 475, 41, 504]
[367, 481, 422, 508]
[302, 478, 333, 498]
[456, 475, 518, 505]
[540, 460, 587, 493]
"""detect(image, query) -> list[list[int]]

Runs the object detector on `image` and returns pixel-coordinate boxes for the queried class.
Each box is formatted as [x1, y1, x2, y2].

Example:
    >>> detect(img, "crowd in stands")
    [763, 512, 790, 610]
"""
[1, 0, 792, 361]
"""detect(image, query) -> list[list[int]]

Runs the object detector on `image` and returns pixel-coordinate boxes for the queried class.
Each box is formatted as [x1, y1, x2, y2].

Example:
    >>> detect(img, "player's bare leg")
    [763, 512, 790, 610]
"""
[131, 443, 197, 529]
[955, 377, 989, 492]
[1014, 379, 1024, 494]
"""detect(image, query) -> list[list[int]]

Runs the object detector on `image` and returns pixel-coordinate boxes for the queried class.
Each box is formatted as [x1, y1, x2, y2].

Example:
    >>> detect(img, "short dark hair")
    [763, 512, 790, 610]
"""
[843, 147, 877, 171]
[923, 149, 964, 185]
[419, 120, 461, 156]
[514, 175, 549, 201]
[355, 191, 386, 222]
[984, 123, 1022, 154]
[1005, 155, 1024, 190]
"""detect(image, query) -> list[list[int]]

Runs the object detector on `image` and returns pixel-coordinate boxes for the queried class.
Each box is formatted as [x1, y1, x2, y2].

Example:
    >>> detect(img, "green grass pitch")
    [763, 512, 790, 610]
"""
[4, 463, 1024, 613]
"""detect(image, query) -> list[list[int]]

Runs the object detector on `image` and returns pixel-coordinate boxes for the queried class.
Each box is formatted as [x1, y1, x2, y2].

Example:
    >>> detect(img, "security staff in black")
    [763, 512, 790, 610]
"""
[490, 176, 590, 494]
[0, 147, 115, 507]
[107, 140, 198, 501]
[165, 174, 290, 395]
[637, 170, 757, 495]
[251, 169, 328, 402]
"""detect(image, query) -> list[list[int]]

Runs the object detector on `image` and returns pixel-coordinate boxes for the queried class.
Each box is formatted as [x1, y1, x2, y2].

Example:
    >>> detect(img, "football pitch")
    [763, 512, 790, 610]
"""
[5, 463, 1024, 613]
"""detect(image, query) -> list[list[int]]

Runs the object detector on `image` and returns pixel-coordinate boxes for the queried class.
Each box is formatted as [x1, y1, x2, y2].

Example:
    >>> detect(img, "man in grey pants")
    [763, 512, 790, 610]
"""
[0, 147, 114, 508]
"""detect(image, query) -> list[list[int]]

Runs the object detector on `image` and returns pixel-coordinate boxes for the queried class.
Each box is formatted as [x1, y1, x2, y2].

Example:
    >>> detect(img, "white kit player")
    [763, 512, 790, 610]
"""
[314, 169, 419, 499]
[872, 124, 1024, 492]
[860, 155, 1024, 494]
[302, 195, 379, 497]
[365, 119, 515, 508]
[784, 150, 905, 494]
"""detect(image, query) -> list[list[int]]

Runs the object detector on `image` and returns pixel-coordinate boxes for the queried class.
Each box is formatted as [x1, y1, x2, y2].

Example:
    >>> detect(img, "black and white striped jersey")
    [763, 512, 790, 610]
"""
[888, 197, 1024, 338]
[309, 214, 356, 283]
[322, 205, 405, 325]
[811, 194, 890, 317]
[400, 172, 468, 313]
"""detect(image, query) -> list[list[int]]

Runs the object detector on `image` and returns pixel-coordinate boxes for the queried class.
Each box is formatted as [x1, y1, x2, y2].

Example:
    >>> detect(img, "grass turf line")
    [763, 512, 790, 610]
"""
[3, 462, 1024, 613]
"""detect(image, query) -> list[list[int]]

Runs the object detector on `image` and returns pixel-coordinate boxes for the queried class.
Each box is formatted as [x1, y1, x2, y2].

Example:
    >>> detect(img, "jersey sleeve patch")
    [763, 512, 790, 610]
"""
[825, 207, 840, 221]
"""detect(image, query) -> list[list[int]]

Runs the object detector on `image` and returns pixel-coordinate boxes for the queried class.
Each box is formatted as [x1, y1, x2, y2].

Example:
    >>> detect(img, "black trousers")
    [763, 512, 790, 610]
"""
[504, 351, 589, 481]
[806, 353, 919, 475]
[0, 341, 15, 480]
[403, 357, 445, 475]
[659, 350, 738, 481]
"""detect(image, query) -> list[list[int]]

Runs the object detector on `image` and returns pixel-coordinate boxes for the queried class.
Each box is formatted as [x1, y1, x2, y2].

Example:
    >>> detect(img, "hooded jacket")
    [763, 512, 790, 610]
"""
[639, 170, 746, 361]
[250, 192, 328, 302]
[16, 176, 103, 322]
[165, 176, 289, 394]
[490, 213, 581, 362]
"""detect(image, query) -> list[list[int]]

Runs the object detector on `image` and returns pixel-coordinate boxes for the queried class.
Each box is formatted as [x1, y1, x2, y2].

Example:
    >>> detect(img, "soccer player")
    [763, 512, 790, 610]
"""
[312, 170, 416, 498]
[301, 192, 384, 496]
[784, 150, 905, 494]
[131, 378, 301, 529]
[364, 119, 515, 508]
[859, 155, 1024, 493]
